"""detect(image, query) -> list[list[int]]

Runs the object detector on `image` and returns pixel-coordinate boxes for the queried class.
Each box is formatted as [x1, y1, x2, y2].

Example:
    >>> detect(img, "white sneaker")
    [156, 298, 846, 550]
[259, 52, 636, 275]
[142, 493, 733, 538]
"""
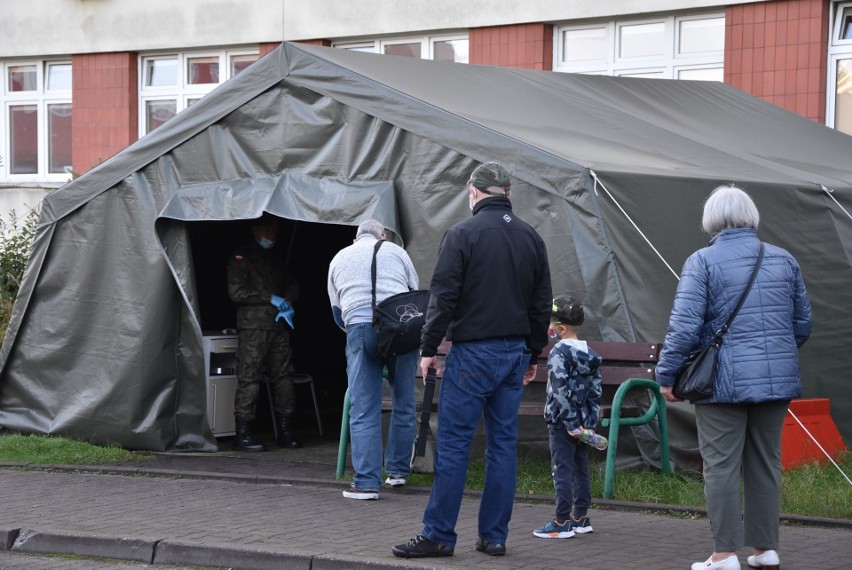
[747, 550, 779, 569]
[384, 476, 406, 487]
[691, 554, 741, 570]
[342, 484, 379, 500]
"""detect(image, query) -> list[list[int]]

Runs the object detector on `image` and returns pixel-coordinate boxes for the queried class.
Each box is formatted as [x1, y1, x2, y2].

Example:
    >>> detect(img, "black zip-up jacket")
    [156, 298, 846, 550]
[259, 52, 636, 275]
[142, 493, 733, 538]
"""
[421, 196, 552, 357]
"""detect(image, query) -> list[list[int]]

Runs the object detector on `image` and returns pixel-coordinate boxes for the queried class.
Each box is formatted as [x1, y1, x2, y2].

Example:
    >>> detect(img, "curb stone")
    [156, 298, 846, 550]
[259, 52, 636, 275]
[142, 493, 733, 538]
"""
[11, 528, 156, 562]
[154, 540, 312, 570]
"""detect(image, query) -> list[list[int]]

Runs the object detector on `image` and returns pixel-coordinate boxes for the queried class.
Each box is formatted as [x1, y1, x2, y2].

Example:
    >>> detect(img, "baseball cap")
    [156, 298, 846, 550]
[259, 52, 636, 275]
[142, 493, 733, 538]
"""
[467, 161, 511, 194]
[551, 296, 585, 326]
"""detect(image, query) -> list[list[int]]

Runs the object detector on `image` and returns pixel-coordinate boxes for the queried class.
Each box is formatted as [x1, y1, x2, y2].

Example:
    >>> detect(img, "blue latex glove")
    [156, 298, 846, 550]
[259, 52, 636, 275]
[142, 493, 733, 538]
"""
[270, 295, 294, 328]
[276, 306, 295, 328]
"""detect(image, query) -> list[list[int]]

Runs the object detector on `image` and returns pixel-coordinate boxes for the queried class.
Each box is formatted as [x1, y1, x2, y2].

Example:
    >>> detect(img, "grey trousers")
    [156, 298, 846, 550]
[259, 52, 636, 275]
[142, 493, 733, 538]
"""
[694, 399, 790, 552]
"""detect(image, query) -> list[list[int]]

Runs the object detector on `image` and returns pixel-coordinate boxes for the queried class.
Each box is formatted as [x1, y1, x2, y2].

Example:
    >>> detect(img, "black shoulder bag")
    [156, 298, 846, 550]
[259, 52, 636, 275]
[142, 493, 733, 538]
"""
[371, 240, 431, 357]
[673, 242, 765, 402]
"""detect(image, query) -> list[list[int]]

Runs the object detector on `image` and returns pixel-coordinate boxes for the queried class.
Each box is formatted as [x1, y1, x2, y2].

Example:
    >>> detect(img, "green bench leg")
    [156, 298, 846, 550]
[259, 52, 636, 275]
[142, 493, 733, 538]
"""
[336, 388, 351, 480]
[602, 378, 671, 500]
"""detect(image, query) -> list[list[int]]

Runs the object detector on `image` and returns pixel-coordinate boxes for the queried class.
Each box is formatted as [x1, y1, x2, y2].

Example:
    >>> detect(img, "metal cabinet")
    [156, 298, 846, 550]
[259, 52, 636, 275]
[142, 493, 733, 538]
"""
[203, 334, 238, 437]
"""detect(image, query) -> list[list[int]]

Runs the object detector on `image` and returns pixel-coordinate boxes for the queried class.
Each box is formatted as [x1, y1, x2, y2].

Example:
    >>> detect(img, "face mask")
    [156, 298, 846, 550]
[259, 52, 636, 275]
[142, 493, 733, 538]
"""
[548, 327, 561, 341]
[258, 237, 275, 249]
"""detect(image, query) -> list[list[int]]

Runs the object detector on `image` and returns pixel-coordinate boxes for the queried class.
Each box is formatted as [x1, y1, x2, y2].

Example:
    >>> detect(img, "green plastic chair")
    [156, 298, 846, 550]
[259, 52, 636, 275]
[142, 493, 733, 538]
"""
[600, 378, 671, 499]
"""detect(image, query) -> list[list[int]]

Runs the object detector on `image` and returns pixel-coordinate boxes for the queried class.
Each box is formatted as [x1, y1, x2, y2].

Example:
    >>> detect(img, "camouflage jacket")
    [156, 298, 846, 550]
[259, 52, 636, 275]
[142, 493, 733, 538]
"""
[544, 339, 603, 432]
[227, 242, 299, 331]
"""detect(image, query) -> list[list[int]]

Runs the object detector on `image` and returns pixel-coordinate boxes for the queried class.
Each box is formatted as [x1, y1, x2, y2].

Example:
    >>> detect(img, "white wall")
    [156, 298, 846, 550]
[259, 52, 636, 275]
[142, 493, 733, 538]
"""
[0, 0, 284, 57]
[0, 187, 51, 228]
[1, 0, 764, 56]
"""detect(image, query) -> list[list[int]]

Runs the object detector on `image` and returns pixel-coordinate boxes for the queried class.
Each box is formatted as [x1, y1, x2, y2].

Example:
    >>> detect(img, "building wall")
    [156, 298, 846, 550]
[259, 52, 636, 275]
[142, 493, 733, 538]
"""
[71, 53, 138, 175]
[470, 24, 553, 70]
[725, 0, 829, 122]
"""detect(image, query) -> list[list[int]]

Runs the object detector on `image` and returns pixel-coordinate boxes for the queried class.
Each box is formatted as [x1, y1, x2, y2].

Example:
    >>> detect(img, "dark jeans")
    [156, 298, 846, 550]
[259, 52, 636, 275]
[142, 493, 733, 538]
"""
[421, 337, 529, 548]
[549, 427, 591, 521]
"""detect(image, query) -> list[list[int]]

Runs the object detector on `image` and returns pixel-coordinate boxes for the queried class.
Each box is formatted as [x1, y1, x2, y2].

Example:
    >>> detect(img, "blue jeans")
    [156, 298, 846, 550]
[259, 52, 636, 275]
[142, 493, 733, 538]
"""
[421, 338, 529, 548]
[549, 427, 591, 521]
[346, 322, 418, 491]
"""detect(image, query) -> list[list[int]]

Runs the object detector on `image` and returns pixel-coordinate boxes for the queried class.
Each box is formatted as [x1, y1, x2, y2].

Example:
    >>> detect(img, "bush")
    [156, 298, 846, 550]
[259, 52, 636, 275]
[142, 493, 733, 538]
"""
[0, 208, 39, 339]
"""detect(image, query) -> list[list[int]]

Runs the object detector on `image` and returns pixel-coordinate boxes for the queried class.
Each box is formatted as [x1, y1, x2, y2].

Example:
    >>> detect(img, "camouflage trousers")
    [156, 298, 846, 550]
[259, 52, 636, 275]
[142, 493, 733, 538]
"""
[234, 328, 296, 421]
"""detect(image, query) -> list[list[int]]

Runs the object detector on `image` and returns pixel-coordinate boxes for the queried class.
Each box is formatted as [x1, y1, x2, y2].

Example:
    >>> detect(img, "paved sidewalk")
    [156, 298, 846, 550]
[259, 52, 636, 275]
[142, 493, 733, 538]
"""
[1, 435, 850, 570]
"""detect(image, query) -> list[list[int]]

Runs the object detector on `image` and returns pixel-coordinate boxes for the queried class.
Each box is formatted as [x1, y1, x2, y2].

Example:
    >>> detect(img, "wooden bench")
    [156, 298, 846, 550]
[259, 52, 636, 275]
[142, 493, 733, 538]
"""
[337, 340, 671, 498]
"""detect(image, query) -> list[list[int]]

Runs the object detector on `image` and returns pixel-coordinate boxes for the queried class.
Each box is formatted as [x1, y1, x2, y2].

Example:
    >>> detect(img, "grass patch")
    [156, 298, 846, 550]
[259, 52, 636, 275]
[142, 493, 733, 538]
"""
[0, 433, 144, 465]
[407, 451, 852, 520]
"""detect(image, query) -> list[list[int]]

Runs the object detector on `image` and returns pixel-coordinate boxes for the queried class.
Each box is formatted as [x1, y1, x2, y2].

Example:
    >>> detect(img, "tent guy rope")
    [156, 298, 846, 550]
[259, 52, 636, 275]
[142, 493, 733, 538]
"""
[819, 184, 852, 222]
[590, 169, 680, 280]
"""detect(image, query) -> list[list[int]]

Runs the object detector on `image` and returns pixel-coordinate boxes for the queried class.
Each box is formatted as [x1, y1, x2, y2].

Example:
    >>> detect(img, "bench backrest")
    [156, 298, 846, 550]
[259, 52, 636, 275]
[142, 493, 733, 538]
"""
[419, 340, 661, 387]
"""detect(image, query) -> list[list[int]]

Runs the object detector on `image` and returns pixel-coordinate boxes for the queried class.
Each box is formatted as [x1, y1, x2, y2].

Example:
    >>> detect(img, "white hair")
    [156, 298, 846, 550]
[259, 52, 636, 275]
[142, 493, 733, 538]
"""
[702, 185, 760, 236]
[355, 218, 386, 239]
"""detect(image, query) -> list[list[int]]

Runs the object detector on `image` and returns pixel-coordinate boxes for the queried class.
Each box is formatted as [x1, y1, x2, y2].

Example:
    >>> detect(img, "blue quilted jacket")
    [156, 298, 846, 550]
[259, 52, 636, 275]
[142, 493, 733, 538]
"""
[656, 228, 812, 404]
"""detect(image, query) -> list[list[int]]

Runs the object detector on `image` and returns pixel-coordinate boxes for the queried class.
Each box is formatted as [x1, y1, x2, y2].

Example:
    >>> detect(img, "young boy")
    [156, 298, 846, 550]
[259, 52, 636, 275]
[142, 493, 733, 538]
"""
[533, 296, 604, 539]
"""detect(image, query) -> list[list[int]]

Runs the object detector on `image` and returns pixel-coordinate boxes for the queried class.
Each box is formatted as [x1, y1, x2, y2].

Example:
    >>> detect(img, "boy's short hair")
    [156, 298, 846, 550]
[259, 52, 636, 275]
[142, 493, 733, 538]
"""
[551, 296, 584, 326]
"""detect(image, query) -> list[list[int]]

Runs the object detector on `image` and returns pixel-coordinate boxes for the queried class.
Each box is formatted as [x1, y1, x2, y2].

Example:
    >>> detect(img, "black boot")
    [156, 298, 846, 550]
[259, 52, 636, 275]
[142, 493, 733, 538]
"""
[277, 416, 301, 449]
[234, 418, 266, 452]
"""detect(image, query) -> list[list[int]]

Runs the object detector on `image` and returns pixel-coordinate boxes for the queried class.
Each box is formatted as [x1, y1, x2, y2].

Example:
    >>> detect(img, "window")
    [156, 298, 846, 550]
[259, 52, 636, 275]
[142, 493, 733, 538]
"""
[829, 2, 852, 134]
[334, 33, 469, 63]
[1, 60, 72, 180]
[139, 49, 259, 136]
[554, 13, 724, 81]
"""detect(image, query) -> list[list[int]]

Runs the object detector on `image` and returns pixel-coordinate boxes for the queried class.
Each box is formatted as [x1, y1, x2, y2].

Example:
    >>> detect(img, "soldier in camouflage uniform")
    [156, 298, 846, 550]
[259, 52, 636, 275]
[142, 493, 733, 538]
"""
[532, 296, 603, 540]
[227, 213, 300, 452]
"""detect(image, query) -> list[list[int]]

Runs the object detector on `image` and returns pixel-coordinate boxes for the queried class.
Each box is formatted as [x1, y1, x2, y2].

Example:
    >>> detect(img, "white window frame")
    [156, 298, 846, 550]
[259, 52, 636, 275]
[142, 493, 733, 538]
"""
[1, 59, 72, 183]
[138, 48, 259, 137]
[828, 1, 852, 131]
[554, 12, 724, 80]
[333, 32, 469, 63]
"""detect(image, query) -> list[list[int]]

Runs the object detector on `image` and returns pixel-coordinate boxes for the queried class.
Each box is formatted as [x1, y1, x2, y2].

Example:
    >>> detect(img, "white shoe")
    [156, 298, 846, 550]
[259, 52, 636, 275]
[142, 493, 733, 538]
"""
[384, 476, 406, 487]
[342, 484, 379, 500]
[691, 554, 741, 570]
[747, 550, 779, 569]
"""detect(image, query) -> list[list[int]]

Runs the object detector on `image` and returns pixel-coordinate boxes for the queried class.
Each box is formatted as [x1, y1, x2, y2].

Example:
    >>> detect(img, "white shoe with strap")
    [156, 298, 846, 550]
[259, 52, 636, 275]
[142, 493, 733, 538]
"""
[746, 550, 779, 570]
[691, 554, 741, 570]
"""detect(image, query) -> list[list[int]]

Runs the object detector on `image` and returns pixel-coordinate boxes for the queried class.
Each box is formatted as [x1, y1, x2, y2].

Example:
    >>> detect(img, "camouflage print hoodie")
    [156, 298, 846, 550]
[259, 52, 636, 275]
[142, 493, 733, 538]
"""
[544, 339, 603, 432]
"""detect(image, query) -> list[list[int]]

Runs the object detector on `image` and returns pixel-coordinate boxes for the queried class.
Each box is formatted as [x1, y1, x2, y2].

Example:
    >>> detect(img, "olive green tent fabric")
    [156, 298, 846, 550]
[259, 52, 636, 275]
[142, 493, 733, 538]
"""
[1, 42, 850, 453]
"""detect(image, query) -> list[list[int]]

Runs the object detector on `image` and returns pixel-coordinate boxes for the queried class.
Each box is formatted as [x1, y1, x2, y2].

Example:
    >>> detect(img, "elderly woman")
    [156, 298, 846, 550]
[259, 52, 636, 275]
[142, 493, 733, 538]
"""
[656, 185, 812, 570]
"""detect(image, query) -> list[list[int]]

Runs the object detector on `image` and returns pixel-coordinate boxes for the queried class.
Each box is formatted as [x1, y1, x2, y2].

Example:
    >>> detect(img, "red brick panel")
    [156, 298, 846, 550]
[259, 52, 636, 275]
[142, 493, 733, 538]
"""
[260, 42, 283, 56]
[71, 52, 138, 176]
[725, 0, 828, 123]
[470, 23, 553, 70]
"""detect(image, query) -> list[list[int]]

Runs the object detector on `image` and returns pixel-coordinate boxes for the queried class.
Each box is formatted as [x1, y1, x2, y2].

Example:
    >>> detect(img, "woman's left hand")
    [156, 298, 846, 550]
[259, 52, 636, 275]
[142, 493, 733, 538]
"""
[660, 385, 681, 402]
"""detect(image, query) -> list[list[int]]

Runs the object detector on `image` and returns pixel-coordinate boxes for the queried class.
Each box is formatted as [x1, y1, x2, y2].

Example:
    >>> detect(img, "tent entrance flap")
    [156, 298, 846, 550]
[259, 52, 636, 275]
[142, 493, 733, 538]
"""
[156, 172, 400, 232]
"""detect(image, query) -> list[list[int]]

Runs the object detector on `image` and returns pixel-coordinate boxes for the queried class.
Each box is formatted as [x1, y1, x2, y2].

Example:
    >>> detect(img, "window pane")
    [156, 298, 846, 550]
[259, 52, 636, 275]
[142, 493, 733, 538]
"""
[842, 8, 852, 40]
[230, 54, 258, 76]
[9, 65, 37, 92]
[562, 28, 607, 63]
[47, 63, 72, 90]
[9, 105, 38, 174]
[678, 67, 723, 81]
[619, 22, 665, 58]
[384, 42, 421, 58]
[679, 18, 725, 54]
[618, 70, 665, 78]
[145, 58, 178, 87]
[339, 44, 377, 52]
[146, 100, 177, 131]
[48, 103, 72, 174]
[434, 39, 468, 63]
[187, 56, 219, 85]
[836, 59, 852, 135]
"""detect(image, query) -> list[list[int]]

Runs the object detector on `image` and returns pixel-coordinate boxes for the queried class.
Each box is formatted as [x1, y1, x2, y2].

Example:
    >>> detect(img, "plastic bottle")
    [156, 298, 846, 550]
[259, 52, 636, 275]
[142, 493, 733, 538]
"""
[578, 428, 608, 451]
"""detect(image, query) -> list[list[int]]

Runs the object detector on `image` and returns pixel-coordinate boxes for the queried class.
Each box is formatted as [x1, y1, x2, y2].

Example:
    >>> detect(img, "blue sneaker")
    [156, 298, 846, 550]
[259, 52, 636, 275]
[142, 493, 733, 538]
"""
[570, 515, 594, 534]
[533, 519, 575, 539]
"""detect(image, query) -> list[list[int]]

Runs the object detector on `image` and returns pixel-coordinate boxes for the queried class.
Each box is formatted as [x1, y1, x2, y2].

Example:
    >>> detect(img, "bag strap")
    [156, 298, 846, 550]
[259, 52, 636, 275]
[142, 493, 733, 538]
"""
[716, 242, 765, 340]
[370, 240, 383, 311]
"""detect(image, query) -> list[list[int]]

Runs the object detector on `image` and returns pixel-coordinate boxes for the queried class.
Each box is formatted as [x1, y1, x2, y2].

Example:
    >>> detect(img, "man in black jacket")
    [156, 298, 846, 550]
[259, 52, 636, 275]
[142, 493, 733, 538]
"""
[393, 161, 552, 559]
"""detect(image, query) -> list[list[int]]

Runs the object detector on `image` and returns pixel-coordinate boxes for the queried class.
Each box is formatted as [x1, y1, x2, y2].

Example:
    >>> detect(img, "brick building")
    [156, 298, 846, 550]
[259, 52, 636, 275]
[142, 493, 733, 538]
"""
[0, 0, 850, 216]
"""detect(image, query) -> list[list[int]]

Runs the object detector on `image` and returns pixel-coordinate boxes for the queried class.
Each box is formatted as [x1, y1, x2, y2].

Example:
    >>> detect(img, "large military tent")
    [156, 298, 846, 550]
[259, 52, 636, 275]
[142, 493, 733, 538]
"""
[1, 42, 851, 454]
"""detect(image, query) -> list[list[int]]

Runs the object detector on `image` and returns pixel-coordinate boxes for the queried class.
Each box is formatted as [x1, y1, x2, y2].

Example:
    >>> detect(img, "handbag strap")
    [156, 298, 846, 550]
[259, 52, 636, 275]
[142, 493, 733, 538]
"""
[370, 240, 383, 311]
[716, 242, 765, 340]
